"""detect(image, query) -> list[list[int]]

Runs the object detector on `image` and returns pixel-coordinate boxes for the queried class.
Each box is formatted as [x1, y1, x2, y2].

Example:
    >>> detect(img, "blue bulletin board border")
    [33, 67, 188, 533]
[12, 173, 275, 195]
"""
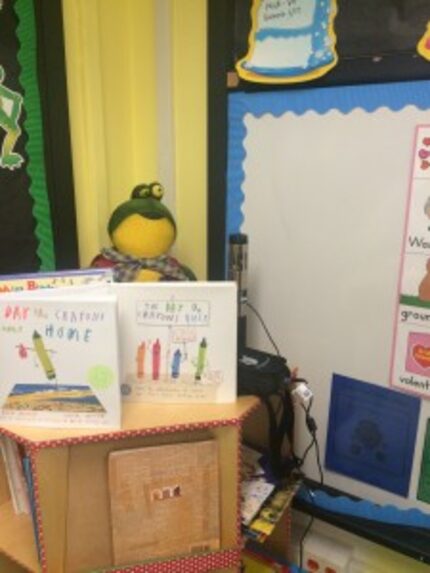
[227, 79, 430, 241]
[226, 80, 430, 529]
[296, 485, 430, 529]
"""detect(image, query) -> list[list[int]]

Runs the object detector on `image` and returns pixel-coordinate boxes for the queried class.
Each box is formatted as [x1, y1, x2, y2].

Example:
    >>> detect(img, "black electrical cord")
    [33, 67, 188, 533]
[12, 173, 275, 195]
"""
[242, 298, 326, 571]
[298, 398, 325, 571]
[245, 300, 281, 356]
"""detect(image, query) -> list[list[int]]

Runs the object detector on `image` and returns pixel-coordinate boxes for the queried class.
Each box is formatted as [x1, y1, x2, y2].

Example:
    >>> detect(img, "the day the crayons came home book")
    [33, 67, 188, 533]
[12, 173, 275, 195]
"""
[0, 292, 121, 428]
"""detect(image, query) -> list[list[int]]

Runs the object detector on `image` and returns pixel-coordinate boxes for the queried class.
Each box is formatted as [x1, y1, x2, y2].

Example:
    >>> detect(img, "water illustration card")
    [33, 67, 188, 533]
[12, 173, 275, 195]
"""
[114, 282, 237, 404]
[0, 293, 121, 428]
[326, 374, 420, 496]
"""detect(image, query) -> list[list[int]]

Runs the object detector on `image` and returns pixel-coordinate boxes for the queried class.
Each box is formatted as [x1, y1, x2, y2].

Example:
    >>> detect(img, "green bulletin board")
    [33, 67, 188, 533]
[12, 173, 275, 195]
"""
[0, 0, 78, 273]
[418, 420, 430, 504]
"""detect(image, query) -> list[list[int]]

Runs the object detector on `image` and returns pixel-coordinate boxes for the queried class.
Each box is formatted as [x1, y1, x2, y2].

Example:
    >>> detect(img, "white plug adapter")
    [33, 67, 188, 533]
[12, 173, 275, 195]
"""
[291, 382, 313, 408]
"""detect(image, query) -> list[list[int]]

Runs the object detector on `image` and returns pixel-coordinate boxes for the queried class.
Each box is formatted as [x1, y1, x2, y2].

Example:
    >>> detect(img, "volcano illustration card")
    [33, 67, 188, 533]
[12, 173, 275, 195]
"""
[113, 282, 237, 404]
[326, 374, 420, 496]
[0, 293, 120, 428]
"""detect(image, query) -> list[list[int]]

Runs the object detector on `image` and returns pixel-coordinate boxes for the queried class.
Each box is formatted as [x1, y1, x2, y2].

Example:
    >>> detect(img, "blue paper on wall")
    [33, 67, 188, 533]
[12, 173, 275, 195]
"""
[326, 374, 421, 497]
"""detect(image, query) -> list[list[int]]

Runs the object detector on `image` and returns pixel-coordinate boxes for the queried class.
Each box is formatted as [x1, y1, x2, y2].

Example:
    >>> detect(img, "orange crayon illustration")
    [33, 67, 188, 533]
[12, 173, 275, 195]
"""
[136, 342, 146, 379]
[152, 339, 161, 380]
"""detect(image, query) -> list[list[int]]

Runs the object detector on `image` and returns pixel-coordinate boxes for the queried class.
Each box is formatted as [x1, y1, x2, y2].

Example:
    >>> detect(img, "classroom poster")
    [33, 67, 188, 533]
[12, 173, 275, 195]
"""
[0, 293, 121, 428]
[326, 374, 420, 497]
[115, 283, 237, 404]
[391, 125, 430, 400]
[226, 82, 430, 513]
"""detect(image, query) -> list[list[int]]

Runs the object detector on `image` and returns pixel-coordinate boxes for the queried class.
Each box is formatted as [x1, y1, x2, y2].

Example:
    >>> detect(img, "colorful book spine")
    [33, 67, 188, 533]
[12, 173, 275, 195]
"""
[22, 456, 41, 563]
[0, 436, 30, 514]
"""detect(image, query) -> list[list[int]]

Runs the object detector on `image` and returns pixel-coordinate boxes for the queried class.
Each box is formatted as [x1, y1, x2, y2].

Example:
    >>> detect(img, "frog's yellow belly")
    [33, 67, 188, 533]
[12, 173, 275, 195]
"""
[135, 268, 163, 282]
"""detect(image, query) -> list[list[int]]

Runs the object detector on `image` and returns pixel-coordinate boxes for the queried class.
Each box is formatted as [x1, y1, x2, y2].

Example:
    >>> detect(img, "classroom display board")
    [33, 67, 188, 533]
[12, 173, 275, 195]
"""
[226, 80, 430, 515]
[0, 0, 77, 272]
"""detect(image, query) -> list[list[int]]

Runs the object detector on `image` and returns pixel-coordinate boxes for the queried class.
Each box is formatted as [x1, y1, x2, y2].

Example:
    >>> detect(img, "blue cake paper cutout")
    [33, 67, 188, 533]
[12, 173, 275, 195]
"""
[245, 0, 335, 77]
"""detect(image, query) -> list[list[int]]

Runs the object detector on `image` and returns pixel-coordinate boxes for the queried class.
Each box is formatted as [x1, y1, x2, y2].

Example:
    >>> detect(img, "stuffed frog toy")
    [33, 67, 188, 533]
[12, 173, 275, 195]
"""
[91, 182, 196, 281]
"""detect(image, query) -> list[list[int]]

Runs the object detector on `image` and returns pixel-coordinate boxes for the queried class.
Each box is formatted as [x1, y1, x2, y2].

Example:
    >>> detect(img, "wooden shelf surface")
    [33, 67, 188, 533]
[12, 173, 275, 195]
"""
[0, 500, 40, 572]
[0, 396, 260, 446]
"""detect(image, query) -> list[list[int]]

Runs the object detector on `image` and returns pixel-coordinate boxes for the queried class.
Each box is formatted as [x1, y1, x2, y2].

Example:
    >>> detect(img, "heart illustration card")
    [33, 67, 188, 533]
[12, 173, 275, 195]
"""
[326, 374, 420, 496]
[405, 332, 430, 376]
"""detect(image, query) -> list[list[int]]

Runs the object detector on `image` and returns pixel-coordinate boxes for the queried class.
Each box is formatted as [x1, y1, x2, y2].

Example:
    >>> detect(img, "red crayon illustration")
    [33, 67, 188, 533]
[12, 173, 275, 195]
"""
[17, 343, 28, 359]
[152, 339, 161, 380]
[136, 342, 146, 379]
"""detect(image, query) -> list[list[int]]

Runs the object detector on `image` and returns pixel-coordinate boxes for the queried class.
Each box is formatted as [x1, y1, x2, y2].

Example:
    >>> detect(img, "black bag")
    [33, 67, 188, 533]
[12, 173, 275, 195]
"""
[238, 348, 294, 478]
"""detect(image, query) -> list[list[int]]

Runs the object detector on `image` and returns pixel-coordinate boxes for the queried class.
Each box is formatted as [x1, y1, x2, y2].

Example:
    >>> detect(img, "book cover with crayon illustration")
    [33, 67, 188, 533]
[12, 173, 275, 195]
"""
[0, 293, 121, 428]
[114, 282, 237, 404]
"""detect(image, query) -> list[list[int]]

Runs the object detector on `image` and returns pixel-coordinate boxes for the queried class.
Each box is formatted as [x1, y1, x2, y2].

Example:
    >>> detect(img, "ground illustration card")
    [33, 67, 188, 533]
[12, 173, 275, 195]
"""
[114, 282, 237, 403]
[0, 293, 120, 428]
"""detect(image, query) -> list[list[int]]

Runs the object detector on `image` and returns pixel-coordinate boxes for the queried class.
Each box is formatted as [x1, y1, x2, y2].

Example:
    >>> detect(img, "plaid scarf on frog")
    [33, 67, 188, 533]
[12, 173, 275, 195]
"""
[101, 248, 191, 282]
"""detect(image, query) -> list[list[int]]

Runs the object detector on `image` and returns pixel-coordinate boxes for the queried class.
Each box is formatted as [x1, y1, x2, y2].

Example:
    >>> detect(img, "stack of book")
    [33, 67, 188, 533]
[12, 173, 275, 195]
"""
[241, 444, 301, 543]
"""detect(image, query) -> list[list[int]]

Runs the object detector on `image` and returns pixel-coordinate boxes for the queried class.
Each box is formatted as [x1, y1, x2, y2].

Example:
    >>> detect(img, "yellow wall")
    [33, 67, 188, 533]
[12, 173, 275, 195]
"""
[62, 0, 207, 278]
[171, 0, 207, 279]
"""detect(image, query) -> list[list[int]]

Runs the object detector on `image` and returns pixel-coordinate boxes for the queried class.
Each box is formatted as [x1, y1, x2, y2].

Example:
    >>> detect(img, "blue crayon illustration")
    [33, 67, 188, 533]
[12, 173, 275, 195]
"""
[171, 349, 182, 379]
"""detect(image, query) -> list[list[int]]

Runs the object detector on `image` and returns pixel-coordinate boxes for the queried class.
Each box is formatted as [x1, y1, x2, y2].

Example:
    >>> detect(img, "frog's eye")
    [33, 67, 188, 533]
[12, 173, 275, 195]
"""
[150, 182, 164, 200]
[131, 184, 151, 199]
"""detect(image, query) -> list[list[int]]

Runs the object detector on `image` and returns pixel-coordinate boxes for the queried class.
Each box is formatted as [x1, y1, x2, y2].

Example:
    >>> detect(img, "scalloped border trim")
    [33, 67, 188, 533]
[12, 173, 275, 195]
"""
[15, 0, 55, 270]
[297, 485, 430, 528]
[226, 80, 430, 245]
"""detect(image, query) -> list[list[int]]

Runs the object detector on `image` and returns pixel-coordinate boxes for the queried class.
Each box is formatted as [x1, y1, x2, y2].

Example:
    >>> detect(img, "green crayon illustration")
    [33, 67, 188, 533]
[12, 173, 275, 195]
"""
[33, 330, 56, 382]
[195, 337, 207, 381]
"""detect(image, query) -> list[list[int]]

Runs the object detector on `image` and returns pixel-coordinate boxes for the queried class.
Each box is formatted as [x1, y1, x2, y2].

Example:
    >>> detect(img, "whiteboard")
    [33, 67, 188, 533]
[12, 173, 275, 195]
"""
[227, 81, 430, 514]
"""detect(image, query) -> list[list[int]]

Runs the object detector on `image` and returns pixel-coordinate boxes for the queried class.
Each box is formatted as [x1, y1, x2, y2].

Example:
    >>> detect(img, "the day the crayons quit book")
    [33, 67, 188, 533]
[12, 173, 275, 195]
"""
[0, 293, 121, 428]
[113, 282, 237, 404]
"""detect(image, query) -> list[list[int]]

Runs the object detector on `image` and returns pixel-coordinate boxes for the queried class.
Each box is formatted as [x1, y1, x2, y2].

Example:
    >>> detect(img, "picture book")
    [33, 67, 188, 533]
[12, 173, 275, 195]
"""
[22, 455, 41, 562]
[113, 282, 237, 403]
[0, 292, 121, 428]
[108, 440, 220, 564]
[0, 268, 113, 293]
[0, 436, 29, 514]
